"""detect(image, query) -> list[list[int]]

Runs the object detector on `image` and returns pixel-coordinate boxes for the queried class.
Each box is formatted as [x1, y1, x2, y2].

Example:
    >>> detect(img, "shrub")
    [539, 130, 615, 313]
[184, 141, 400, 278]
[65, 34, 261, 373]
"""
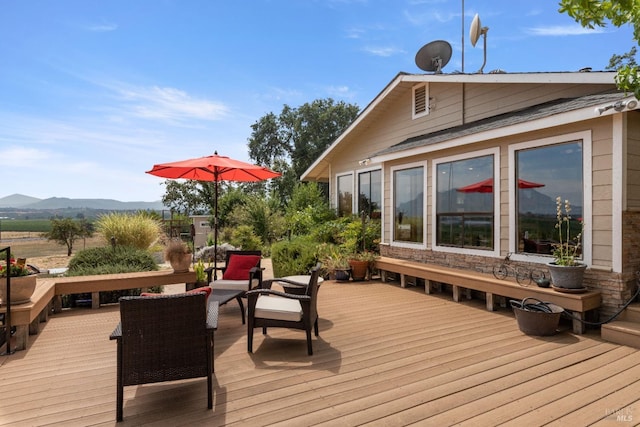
[96, 212, 162, 250]
[230, 225, 262, 251]
[270, 237, 318, 277]
[67, 246, 158, 276]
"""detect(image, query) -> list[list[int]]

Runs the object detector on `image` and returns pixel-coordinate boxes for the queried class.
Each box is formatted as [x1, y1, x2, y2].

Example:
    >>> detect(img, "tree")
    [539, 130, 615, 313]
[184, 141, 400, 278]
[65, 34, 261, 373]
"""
[559, 0, 640, 97]
[43, 218, 93, 256]
[248, 98, 360, 203]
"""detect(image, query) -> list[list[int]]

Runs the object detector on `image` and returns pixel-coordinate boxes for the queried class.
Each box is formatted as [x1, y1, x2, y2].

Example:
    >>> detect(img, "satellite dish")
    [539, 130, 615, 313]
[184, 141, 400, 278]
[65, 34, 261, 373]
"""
[469, 13, 489, 73]
[415, 40, 452, 74]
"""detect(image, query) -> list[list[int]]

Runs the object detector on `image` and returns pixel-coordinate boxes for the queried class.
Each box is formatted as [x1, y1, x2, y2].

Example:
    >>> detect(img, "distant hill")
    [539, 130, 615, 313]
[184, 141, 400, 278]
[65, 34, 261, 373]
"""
[0, 193, 41, 208]
[0, 193, 165, 211]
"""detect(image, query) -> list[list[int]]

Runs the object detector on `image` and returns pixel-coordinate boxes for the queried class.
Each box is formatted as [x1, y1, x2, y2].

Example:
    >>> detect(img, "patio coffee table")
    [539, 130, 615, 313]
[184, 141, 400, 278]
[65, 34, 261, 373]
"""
[210, 288, 245, 324]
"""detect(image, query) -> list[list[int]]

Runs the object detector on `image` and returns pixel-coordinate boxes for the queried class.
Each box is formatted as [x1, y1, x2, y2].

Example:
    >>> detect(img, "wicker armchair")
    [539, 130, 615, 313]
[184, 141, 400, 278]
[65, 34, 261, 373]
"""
[206, 250, 263, 290]
[246, 266, 321, 355]
[110, 293, 217, 422]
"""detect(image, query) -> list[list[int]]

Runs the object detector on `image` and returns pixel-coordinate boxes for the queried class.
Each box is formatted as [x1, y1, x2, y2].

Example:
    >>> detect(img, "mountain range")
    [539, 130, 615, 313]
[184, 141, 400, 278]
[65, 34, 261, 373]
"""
[0, 193, 165, 210]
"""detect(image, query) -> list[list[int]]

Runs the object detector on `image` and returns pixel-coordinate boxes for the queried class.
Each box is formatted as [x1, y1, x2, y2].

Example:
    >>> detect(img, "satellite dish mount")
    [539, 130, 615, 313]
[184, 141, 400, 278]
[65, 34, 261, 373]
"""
[415, 40, 452, 74]
[470, 13, 489, 74]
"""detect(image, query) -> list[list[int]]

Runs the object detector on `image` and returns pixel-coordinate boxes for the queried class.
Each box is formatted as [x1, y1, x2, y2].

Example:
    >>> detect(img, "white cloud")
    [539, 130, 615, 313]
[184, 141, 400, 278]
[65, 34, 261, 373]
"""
[526, 25, 605, 36]
[85, 22, 118, 32]
[116, 85, 230, 124]
[362, 46, 404, 57]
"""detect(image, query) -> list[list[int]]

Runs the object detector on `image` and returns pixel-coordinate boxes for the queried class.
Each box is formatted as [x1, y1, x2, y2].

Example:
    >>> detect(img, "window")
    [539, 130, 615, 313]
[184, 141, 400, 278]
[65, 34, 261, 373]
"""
[515, 141, 583, 257]
[358, 169, 381, 218]
[413, 83, 429, 119]
[392, 164, 424, 244]
[435, 154, 494, 250]
[336, 173, 353, 217]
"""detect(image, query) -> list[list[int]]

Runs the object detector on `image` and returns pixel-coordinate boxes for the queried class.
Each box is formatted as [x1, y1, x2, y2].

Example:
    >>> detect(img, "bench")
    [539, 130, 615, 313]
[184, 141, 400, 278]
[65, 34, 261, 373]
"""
[2, 270, 196, 351]
[375, 256, 601, 334]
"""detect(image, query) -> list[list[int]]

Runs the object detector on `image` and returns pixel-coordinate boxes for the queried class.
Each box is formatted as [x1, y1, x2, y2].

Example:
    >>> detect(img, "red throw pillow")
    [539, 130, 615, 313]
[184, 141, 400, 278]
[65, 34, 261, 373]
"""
[223, 255, 261, 280]
[187, 286, 212, 299]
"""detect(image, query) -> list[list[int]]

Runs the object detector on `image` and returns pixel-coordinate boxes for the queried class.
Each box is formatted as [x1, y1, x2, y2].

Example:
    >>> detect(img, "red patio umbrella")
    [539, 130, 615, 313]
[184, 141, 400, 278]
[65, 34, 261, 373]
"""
[147, 152, 281, 277]
[456, 178, 544, 193]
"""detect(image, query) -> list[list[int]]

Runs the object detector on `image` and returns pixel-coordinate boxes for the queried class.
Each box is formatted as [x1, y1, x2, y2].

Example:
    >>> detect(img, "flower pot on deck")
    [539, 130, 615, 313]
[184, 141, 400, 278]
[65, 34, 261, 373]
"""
[348, 260, 369, 281]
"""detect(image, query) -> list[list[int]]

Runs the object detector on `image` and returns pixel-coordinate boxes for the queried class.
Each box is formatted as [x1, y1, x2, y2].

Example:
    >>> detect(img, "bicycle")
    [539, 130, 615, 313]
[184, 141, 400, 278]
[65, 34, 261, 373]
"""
[492, 252, 545, 286]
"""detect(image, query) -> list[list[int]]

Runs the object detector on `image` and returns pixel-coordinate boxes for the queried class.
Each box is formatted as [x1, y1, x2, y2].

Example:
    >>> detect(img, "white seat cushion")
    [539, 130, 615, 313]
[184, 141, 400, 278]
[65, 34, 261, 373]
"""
[211, 279, 258, 291]
[255, 295, 302, 322]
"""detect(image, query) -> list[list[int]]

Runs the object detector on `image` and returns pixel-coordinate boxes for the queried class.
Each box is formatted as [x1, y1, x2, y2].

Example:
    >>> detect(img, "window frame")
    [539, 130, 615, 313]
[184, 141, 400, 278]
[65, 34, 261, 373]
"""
[357, 166, 382, 218]
[335, 172, 355, 217]
[390, 160, 427, 249]
[508, 131, 592, 265]
[431, 147, 501, 257]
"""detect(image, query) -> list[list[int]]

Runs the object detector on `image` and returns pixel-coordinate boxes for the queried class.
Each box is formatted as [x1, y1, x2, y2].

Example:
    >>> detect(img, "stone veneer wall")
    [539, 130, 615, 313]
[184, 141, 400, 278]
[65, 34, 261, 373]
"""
[380, 238, 639, 319]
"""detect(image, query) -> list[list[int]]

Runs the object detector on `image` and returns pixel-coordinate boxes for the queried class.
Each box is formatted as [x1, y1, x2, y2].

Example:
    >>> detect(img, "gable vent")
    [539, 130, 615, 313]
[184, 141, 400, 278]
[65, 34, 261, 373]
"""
[413, 83, 429, 119]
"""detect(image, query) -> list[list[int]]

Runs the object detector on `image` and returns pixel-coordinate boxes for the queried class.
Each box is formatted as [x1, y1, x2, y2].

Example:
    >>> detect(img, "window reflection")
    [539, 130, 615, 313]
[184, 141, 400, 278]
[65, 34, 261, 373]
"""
[516, 141, 583, 256]
[436, 155, 494, 249]
[337, 174, 353, 217]
[358, 170, 381, 219]
[393, 166, 424, 243]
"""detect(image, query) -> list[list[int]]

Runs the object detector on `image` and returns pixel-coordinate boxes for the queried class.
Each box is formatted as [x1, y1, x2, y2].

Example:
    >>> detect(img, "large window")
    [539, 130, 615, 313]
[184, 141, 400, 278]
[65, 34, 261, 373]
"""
[358, 169, 381, 218]
[435, 154, 494, 250]
[392, 164, 424, 244]
[336, 174, 353, 217]
[516, 141, 583, 257]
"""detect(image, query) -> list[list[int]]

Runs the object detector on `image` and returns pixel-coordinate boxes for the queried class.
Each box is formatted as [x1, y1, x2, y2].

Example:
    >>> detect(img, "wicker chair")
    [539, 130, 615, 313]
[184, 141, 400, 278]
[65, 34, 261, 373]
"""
[246, 266, 321, 355]
[110, 293, 217, 422]
[206, 250, 263, 290]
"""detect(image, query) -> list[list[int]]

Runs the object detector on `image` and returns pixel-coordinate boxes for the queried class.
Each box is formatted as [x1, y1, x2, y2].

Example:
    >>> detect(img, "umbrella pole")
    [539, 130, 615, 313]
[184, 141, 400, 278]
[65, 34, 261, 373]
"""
[214, 177, 218, 280]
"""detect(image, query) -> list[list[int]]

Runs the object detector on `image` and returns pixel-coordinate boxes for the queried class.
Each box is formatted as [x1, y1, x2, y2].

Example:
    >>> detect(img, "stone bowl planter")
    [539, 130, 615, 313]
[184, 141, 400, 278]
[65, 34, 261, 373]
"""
[0, 275, 37, 305]
[547, 262, 587, 289]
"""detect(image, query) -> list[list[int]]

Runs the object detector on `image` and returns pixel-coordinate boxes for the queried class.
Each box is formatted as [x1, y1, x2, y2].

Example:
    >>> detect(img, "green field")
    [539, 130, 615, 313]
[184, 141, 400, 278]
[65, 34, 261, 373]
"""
[0, 219, 52, 232]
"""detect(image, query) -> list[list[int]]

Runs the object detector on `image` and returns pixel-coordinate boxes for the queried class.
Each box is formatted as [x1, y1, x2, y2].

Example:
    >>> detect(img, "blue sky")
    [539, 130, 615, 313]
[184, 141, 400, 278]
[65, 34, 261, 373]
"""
[0, 0, 635, 202]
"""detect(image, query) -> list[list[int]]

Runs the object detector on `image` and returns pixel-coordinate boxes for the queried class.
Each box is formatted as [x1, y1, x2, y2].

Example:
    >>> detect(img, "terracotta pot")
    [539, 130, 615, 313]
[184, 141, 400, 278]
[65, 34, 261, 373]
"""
[547, 263, 587, 289]
[0, 275, 37, 305]
[349, 260, 369, 281]
[170, 254, 192, 273]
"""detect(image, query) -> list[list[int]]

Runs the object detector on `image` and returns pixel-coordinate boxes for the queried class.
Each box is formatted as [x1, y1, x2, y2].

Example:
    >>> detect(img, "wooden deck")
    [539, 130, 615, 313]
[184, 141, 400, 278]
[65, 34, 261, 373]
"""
[1, 279, 639, 426]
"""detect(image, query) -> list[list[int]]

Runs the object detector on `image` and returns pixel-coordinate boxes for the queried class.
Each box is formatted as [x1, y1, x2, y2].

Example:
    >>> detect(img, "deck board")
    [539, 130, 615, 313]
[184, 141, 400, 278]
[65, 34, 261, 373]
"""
[0, 279, 637, 426]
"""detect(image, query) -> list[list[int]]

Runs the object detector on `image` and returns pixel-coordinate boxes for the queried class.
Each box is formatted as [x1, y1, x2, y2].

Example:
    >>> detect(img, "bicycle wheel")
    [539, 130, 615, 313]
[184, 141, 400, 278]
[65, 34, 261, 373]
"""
[493, 264, 508, 280]
[516, 267, 531, 286]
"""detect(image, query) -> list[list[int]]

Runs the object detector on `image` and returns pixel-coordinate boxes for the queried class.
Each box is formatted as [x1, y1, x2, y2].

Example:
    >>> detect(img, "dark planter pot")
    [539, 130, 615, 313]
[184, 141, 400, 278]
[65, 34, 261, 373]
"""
[547, 262, 587, 289]
[334, 268, 351, 282]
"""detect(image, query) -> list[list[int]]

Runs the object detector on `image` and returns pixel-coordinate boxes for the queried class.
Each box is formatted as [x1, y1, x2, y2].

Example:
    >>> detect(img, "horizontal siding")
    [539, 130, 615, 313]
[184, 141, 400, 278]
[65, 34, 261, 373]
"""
[627, 112, 640, 209]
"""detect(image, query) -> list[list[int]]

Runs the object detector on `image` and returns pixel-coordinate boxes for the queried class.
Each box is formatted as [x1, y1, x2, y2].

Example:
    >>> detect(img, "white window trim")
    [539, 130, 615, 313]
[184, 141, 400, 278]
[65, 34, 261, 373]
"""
[390, 160, 428, 249]
[431, 147, 501, 257]
[508, 130, 592, 266]
[335, 171, 355, 215]
[412, 83, 429, 119]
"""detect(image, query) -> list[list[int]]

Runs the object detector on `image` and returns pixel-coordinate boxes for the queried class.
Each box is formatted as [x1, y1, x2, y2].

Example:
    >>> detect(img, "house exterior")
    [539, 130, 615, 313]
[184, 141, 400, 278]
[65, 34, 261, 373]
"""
[302, 71, 640, 317]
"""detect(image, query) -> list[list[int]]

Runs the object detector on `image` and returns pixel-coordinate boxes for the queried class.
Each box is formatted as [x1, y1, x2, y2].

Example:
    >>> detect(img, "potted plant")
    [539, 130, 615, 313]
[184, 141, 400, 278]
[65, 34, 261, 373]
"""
[547, 197, 586, 289]
[0, 256, 37, 305]
[194, 260, 208, 285]
[348, 251, 379, 281]
[321, 250, 351, 282]
[164, 240, 192, 273]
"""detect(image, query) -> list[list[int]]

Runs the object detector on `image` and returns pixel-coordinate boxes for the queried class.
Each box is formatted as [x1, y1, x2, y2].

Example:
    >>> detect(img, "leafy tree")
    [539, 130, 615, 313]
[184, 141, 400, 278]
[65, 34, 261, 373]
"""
[43, 218, 93, 256]
[248, 98, 360, 203]
[559, 0, 640, 97]
[161, 180, 216, 215]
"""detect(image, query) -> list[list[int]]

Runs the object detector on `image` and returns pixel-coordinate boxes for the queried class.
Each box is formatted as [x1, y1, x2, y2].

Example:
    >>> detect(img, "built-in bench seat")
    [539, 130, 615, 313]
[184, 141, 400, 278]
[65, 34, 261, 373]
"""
[375, 256, 601, 334]
[1, 270, 196, 351]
